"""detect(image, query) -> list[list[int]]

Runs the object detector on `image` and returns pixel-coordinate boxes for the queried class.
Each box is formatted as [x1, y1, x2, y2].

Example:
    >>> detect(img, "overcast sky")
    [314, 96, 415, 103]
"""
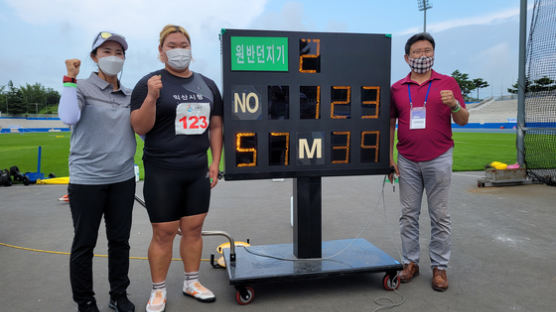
[0, 0, 529, 98]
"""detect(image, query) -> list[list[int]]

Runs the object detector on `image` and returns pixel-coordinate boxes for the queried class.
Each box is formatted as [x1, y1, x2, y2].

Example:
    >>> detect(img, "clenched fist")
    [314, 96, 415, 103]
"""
[147, 75, 163, 101]
[65, 59, 81, 78]
[440, 90, 457, 109]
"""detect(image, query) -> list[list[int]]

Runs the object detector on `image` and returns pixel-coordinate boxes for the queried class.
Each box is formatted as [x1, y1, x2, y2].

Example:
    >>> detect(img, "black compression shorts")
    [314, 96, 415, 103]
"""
[143, 162, 210, 223]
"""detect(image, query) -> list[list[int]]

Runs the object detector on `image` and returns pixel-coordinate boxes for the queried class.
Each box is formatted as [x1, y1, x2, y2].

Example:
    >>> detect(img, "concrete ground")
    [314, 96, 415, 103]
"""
[1, 172, 555, 312]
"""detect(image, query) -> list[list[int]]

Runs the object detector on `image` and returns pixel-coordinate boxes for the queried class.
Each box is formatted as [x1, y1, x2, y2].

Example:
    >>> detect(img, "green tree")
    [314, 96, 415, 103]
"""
[20, 83, 47, 114]
[5, 81, 26, 114]
[0, 85, 6, 114]
[507, 80, 528, 94]
[508, 76, 555, 94]
[472, 78, 490, 100]
[530, 76, 556, 92]
[451, 70, 476, 97]
[45, 88, 61, 105]
[0, 81, 60, 115]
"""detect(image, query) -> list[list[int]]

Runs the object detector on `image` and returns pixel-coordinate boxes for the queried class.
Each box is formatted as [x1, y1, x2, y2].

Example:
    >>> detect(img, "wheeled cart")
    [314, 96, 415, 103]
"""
[223, 238, 402, 305]
[217, 177, 402, 305]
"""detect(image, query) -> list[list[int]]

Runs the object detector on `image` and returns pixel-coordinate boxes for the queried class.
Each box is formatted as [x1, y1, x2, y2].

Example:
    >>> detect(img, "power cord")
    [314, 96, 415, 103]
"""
[372, 289, 406, 312]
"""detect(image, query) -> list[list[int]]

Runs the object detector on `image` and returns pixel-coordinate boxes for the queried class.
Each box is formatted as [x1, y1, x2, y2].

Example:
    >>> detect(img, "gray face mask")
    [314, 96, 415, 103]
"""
[97, 55, 124, 76]
[166, 48, 191, 70]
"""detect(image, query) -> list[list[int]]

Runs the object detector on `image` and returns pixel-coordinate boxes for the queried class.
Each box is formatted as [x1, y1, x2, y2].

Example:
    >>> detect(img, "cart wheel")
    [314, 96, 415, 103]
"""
[477, 181, 485, 188]
[23, 176, 30, 186]
[383, 273, 400, 291]
[235, 286, 255, 305]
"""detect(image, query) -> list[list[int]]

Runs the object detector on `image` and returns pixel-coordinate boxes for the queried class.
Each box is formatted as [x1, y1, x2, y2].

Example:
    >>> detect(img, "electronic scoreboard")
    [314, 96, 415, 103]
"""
[221, 29, 392, 180]
[218, 30, 403, 289]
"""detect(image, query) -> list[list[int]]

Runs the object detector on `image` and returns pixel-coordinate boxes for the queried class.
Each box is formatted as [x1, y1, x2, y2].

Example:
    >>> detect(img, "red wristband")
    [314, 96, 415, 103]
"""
[63, 75, 77, 83]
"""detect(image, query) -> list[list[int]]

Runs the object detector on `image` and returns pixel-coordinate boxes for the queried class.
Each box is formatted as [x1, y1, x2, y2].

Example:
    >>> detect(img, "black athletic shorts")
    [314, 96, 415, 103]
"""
[143, 162, 210, 223]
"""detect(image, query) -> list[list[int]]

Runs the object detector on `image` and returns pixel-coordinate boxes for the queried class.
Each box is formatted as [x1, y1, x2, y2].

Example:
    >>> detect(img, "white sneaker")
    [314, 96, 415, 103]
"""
[183, 281, 216, 302]
[146, 288, 166, 312]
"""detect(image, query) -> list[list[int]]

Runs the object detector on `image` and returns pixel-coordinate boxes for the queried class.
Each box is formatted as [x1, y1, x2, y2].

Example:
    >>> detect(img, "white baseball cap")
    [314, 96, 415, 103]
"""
[91, 31, 128, 52]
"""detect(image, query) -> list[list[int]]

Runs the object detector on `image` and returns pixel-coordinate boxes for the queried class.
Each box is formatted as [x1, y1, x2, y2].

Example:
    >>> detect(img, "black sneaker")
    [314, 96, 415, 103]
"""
[109, 294, 135, 312]
[79, 300, 99, 312]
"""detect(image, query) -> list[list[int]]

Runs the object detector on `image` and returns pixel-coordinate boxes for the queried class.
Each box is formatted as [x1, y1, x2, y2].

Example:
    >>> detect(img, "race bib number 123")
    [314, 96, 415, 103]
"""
[175, 102, 211, 135]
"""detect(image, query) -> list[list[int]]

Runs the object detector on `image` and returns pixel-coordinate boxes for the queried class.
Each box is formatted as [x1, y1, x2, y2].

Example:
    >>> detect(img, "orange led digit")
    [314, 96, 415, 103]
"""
[330, 86, 351, 119]
[299, 38, 321, 73]
[236, 132, 257, 167]
[270, 132, 290, 166]
[361, 131, 380, 163]
[362, 86, 380, 119]
[300, 86, 321, 119]
[331, 131, 351, 164]
[315, 86, 321, 119]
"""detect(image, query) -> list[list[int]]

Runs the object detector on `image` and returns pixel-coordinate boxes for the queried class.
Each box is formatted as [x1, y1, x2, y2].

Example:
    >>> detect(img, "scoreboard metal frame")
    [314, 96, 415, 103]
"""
[221, 29, 392, 180]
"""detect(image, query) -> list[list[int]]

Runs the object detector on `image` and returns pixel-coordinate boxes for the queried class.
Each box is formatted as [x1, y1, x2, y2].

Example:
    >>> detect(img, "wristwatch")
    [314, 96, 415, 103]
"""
[450, 100, 461, 113]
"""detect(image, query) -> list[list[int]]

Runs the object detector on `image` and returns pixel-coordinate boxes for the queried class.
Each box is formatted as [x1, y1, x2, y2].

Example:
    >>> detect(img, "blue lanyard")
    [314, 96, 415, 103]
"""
[408, 81, 432, 109]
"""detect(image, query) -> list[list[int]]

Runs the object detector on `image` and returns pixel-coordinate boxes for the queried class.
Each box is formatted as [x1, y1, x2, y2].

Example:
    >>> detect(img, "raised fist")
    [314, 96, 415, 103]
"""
[147, 75, 163, 101]
[65, 59, 81, 78]
[440, 90, 457, 108]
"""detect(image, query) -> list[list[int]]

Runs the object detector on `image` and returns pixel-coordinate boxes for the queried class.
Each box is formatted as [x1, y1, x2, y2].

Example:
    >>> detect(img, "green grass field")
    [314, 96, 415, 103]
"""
[390, 132, 517, 171]
[452, 132, 517, 171]
[0, 133, 73, 177]
[0, 132, 517, 179]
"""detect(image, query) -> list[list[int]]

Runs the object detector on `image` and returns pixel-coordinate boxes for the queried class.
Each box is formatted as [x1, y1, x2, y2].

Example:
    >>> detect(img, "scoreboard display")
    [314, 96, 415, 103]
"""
[221, 29, 392, 180]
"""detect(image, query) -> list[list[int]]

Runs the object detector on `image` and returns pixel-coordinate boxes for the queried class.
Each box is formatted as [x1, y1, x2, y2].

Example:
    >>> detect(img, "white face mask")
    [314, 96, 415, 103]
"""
[166, 48, 191, 70]
[97, 55, 124, 76]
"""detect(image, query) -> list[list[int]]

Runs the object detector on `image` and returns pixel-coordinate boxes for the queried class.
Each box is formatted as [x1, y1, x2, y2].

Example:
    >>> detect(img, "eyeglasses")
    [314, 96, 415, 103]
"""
[410, 48, 434, 57]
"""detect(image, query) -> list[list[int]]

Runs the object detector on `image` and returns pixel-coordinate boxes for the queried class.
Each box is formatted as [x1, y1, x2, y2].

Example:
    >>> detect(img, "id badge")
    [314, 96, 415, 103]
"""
[175, 102, 211, 135]
[410, 106, 426, 129]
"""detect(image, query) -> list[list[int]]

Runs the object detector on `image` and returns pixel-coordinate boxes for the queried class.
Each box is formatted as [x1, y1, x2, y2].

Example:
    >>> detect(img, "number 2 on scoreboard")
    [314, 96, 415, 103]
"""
[299, 38, 320, 73]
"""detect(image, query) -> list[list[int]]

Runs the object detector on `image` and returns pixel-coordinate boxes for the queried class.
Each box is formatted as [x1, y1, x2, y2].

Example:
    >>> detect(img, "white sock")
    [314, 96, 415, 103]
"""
[184, 271, 199, 287]
[152, 281, 166, 290]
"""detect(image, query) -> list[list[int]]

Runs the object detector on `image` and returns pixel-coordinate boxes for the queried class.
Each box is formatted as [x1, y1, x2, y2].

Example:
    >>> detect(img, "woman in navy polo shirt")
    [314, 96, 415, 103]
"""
[58, 31, 136, 312]
[130, 25, 223, 312]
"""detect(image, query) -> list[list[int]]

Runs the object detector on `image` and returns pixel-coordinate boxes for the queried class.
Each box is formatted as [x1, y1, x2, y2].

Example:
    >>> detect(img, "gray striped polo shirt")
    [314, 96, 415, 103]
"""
[69, 72, 136, 184]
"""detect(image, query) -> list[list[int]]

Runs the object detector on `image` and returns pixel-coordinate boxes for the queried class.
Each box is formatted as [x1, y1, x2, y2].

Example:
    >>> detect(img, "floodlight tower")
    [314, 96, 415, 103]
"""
[417, 0, 433, 32]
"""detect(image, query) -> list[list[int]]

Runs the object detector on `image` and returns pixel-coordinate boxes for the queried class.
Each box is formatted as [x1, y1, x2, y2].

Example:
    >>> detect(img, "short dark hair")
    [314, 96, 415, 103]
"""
[405, 32, 435, 55]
